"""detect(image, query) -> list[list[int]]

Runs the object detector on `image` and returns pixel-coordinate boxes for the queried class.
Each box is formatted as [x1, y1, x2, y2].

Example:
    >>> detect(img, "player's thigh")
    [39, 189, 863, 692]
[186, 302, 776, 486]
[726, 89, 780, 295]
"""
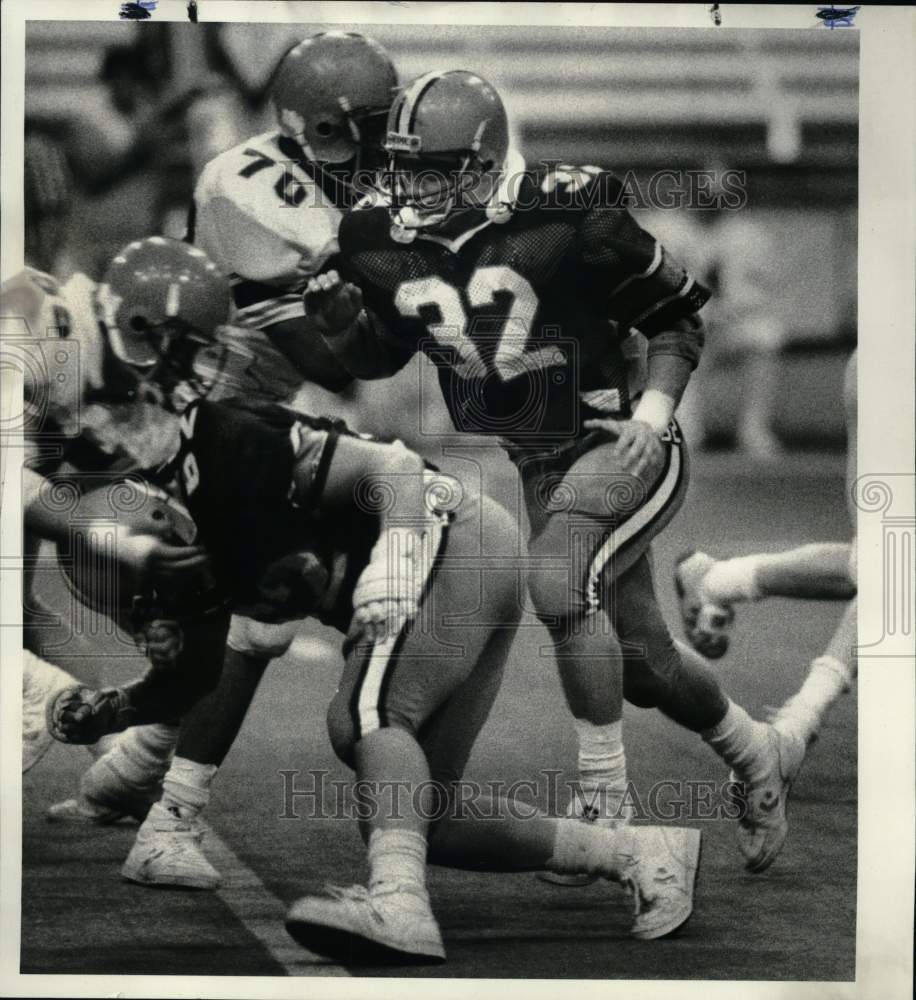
[328, 495, 520, 763]
[419, 588, 520, 786]
[526, 429, 688, 618]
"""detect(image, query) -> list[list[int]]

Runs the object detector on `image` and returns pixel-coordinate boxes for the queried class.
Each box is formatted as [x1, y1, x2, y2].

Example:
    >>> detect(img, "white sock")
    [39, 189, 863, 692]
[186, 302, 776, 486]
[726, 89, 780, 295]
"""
[702, 700, 771, 781]
[106, 724, 178, 788]
[161, 756, 218, 820]
[778, 656, 851, 742]
[702, 556, 762, 605]
[547, 818, 635, 881]
[368, 828, 427, 893]
[573, 718, 627, 818]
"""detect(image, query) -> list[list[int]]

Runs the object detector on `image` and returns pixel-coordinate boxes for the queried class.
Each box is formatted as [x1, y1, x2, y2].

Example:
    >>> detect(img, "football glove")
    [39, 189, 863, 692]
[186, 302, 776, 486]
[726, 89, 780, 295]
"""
[46, 685, 136, 745]
[351, 525, 427, 643]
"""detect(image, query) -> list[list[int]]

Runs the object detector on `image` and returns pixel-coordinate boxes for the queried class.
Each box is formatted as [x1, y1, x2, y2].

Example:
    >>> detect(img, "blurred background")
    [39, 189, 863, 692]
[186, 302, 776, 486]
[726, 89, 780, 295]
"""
[23, 20, 857, 457]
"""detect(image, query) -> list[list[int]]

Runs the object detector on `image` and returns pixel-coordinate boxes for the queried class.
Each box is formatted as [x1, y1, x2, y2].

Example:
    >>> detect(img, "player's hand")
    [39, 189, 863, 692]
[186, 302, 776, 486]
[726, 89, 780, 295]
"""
[304, 270, 364, 337]
[135, 618, 184, 668]
[584, 417, 664, 481]
[89, 525, 210, 584]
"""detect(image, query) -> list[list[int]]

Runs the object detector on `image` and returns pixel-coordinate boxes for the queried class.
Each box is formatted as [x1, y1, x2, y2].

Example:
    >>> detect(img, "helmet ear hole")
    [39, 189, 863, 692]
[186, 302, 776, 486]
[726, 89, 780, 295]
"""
[130, 315, 148, 332]
[314, 120, 335, 138]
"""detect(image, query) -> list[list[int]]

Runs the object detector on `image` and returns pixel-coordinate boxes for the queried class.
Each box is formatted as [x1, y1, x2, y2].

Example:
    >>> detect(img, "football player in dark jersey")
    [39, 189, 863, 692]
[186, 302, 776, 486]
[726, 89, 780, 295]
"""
[48, 351, 704, 961]
[307, 69, 806, 877]
[45, 32, 402, 824]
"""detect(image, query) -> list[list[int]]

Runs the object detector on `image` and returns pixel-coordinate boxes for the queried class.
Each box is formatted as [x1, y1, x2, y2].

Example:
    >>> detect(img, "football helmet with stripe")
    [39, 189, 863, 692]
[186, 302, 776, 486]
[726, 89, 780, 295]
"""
[96, 237, 233, 411]
[271, 32, 398, 172]
[382, 70, 510, 236]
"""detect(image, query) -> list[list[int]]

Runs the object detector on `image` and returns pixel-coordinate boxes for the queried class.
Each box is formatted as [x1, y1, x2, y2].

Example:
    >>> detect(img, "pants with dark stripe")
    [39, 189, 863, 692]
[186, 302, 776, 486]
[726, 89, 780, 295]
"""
[327, 493, 522, 788]
[519, 424, 726, 728]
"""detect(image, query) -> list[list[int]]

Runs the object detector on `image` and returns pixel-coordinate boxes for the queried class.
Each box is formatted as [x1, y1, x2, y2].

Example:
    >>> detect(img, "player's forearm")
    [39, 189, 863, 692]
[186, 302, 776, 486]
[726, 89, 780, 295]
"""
[263, 317, 354, 392]
[320, 311, 407, 381]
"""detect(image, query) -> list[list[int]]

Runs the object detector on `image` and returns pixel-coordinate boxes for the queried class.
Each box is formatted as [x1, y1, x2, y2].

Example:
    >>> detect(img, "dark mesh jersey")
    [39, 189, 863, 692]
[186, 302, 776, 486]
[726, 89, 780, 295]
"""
[336, 165, 709, 446]
[172, 396, 379, 626]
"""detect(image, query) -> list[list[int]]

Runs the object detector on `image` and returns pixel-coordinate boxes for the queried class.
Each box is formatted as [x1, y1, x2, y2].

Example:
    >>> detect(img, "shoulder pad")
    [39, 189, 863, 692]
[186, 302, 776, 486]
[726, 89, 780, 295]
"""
[530, 165, 624, 214]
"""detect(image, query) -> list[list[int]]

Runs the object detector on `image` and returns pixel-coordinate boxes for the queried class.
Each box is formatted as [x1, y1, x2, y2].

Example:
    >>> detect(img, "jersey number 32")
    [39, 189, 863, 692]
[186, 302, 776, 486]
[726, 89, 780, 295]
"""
[393, 265, 562, 381]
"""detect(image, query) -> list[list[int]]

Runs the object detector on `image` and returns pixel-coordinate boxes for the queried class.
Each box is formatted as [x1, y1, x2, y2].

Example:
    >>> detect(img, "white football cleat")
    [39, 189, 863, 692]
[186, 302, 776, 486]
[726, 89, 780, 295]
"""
[121, 802, 220, 889]
[22, 652, 77, 773]
[622, 826, 702, 940]
[732, 724, 807, 873]
[674, 552, 734, 660]
[538, 788, 633, 887]
[286, 883, 446, 964]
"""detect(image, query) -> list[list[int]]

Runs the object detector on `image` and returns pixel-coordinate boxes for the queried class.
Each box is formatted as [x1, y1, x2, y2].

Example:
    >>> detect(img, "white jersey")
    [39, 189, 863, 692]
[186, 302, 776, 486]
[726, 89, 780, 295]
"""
[192, 130, 342, 332]
[1, 268, 105, 441]
[1, 267, 177, 472]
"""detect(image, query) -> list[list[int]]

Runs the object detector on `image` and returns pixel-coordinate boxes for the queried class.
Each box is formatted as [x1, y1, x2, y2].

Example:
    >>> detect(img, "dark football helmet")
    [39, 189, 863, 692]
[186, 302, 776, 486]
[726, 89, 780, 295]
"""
[381, 69, 511, 236]
[95, 237, 232, 411]
[271, 31, 398, 178]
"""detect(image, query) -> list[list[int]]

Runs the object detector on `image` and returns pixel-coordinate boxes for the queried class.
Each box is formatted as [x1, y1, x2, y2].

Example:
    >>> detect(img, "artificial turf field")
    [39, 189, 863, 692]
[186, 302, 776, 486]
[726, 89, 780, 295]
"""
[20, 450, 856, 981]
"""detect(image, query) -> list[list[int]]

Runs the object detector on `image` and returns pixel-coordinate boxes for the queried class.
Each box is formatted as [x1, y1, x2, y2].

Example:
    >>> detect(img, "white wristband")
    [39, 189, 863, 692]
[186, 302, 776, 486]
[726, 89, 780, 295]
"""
[632, 390, 675, 434]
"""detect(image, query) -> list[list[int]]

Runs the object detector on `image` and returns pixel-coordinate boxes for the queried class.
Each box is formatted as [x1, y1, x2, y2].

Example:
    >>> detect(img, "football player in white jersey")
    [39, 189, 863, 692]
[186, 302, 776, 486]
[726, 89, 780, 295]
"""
[188, 31, 398, 400]
[3, 236, 230, 774]
[45, 33, 404, 826]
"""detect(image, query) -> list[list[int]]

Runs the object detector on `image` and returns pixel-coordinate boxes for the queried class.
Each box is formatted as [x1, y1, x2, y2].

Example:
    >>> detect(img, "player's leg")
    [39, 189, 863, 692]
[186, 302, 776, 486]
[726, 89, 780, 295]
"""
[612, 555, 805, 873]
[523, 427, 688, 832]
[676, 543, 855, 658]
[288, 500, 503, 962]
[121, 616, 296, 889]
[677, 349, 859, 659]
[525, 523, 628, 822]
[775, 351, 858, 746]
[419, 623, 700, 943]
[772, 598, 857, 745]
[288, 498, 700, 958]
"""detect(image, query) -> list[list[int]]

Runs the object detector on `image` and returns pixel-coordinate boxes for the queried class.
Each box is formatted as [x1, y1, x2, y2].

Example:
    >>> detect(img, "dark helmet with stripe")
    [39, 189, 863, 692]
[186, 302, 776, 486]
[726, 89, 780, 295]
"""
[271, 31, 398, 171]
[382, 70, 510, 236]
[95, 237, 232, 411]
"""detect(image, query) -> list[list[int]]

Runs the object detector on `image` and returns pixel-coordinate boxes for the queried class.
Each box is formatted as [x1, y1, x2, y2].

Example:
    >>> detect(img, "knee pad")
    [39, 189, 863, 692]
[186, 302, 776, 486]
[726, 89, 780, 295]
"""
[227, 615, 298, 660]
